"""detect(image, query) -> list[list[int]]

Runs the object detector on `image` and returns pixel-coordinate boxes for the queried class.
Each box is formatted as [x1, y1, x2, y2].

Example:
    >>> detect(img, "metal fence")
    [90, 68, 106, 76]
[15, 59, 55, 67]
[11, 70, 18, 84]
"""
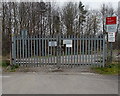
[12, 34, 106, 68]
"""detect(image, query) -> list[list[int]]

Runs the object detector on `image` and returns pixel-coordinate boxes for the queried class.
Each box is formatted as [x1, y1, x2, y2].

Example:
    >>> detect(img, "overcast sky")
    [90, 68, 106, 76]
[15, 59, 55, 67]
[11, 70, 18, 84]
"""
[0, 0, 119, 10]
[51, 0, 119, 10]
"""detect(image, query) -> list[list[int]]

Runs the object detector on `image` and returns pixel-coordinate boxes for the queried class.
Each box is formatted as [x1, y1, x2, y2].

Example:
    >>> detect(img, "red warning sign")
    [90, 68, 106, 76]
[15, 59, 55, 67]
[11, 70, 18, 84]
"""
[106, 16, 117, 25]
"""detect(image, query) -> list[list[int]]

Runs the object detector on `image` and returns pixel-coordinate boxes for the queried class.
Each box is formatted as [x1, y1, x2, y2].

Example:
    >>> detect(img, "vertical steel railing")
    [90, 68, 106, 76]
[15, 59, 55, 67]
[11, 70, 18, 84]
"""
[13, 34, 106, 67]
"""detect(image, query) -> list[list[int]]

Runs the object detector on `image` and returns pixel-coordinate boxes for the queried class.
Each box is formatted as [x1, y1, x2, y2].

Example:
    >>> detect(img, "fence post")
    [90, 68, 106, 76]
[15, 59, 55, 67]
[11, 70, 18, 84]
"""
[56, 35, 61, 69]
[11, 34, 16, 65]
[103, 35, 106, 67]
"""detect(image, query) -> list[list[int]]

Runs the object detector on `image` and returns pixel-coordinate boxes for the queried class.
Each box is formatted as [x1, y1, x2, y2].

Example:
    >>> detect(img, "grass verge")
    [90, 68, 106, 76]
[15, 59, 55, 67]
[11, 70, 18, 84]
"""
[0, 60, 10, 67]
[91, 62, 120, 75]
[0, 60, 19, 72]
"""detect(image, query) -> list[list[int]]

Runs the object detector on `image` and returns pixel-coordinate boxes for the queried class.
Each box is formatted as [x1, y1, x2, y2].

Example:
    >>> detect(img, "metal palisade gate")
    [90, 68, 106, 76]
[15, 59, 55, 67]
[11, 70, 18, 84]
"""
[12, 34, 106, 68]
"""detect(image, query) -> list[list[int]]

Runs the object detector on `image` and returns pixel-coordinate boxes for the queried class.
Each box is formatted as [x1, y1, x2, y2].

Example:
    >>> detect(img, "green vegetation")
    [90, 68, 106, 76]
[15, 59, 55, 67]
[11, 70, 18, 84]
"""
[0, 61, 2, 67]
[0, 60, 19, 72]
[9, 65, 19, 72]
[0, 60, 10, 67]
[92, 62, 120, 75]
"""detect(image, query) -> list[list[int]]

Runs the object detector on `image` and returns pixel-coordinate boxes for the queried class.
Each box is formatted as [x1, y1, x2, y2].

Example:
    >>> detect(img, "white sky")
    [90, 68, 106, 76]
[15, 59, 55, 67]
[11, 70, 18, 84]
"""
[51, 0, 119, 10]
[1, 0, 119, 10]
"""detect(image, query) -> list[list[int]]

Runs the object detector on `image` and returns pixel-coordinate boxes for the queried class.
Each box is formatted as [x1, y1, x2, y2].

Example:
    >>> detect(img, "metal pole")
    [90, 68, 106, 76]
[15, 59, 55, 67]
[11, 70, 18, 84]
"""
[10, 35, 12, 66]
[58, 35, 61, 69]
[110, 42, 113, 63]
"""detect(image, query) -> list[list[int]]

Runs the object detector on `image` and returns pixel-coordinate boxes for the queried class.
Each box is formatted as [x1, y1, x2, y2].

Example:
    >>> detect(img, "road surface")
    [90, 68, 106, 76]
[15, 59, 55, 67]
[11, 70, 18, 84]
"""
[2, 72, 118, 94]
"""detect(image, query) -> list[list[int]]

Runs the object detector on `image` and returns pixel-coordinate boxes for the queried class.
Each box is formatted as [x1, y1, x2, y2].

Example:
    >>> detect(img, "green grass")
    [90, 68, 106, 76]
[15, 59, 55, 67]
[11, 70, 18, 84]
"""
[91, 62, 120, 75]
[0, 61, 2, 67]
[0, 60, 19, 72]
[9, 65, 19, 72]
[0, 60, 10, 67]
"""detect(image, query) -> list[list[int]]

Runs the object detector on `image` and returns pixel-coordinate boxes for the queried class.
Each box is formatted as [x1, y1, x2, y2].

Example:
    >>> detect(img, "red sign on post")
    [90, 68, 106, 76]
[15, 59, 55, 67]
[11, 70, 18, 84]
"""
[106, 16, 117, 25]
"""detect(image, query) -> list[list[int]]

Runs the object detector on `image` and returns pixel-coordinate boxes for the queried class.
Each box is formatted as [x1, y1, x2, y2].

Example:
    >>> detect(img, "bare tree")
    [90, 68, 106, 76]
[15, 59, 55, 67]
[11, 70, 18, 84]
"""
[78, 1, 87, 35]
[62, 2, 77, 35]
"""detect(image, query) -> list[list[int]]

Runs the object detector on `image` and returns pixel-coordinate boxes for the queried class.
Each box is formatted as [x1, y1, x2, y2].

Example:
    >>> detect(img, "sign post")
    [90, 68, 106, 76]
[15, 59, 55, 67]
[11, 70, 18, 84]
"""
[106, 16, 117, 63]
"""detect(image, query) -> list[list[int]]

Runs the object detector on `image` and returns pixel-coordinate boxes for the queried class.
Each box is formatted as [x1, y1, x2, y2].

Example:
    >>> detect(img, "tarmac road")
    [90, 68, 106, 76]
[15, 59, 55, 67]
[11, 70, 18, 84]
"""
[2, 72, 118, 94]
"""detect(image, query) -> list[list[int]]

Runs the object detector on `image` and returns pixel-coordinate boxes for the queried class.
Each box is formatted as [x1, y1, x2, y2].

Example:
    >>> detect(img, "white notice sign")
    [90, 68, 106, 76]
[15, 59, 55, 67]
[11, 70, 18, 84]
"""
[108, 32, 115, 42]
[66, 44, 72, 47]
[49, 41, 57, 46]
[106, 25, 117, 32]
[63, 40, 72, 44]
[63, 40, 72, 47]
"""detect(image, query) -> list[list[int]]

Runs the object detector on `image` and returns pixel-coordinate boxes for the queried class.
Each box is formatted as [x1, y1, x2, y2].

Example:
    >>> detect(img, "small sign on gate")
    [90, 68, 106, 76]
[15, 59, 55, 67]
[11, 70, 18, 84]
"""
[63, 40, 72, 47]
[49, 41, 57, 46]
